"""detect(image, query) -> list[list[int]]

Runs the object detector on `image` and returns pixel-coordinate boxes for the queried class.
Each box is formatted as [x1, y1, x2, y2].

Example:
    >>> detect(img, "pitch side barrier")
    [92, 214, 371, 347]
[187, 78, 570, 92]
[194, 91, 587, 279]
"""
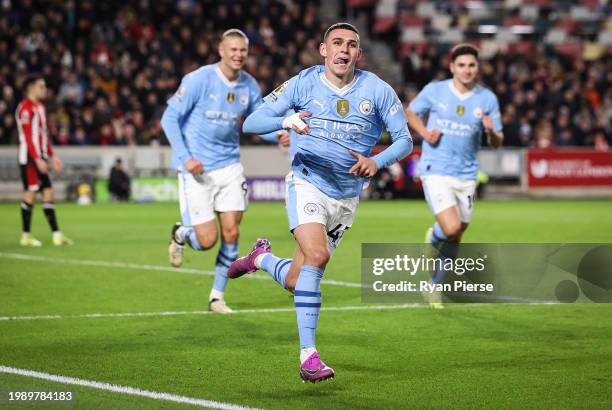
[0, 147, 610, 201]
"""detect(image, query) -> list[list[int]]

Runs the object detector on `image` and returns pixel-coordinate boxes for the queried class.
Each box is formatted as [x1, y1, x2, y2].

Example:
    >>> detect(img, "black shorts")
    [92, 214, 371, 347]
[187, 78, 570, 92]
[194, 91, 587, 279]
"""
[20, 162, 52, 192]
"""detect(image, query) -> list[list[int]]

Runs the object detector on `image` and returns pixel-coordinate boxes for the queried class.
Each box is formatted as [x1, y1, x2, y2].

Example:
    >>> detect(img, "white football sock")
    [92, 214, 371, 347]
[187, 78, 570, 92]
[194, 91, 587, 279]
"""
[209, 289, 224, 302]
[254, 253, 267, 269]
[300, 347, 317, 364]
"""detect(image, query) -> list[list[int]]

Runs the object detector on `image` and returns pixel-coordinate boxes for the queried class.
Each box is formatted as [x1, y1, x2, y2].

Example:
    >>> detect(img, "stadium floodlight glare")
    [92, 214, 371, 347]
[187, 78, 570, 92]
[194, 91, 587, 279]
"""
[478, 25, 498, 34]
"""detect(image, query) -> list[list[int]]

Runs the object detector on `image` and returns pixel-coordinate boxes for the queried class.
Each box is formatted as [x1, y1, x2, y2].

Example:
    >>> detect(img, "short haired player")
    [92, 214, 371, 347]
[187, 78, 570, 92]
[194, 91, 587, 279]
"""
[405, 44, 503, 307]
[16, 74, 73, 247]
[227, 23, 413, 382]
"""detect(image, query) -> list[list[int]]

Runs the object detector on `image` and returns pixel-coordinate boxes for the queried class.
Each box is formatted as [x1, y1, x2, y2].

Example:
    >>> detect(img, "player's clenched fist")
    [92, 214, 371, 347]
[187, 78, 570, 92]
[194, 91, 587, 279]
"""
[424, 129, 442, 145]
[348, 149, 378, 178]
[184, 159, 204, 175]
[482, 114, 493, 132]
[282, 112, 311, 135]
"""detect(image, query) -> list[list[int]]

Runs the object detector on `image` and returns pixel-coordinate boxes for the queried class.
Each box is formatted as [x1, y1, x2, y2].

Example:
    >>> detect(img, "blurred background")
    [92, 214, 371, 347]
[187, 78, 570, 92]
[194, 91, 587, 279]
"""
[0, 0, 610, 202]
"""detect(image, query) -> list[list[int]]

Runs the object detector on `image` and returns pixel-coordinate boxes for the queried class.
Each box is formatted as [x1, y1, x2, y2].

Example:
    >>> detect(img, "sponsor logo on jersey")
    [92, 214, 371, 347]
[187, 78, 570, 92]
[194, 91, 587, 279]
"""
[433, 118, 480, 137]
[205, 110, 240, 125]
[456, 105, 465, 116]
[313, 99, 325, 110]
[337, 99, 349, 117]
[359, 100, 373, 115]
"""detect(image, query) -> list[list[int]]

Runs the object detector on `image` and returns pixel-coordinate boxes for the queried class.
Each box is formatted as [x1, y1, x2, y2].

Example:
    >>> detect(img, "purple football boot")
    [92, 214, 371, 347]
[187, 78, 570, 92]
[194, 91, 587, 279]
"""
[299, 352, 335, 383]
[227, 239, 272, 279]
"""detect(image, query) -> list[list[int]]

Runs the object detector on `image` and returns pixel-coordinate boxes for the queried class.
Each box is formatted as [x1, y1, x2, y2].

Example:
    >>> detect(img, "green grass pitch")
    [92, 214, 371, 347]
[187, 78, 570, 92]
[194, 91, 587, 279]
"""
[0, 200, 611, 409]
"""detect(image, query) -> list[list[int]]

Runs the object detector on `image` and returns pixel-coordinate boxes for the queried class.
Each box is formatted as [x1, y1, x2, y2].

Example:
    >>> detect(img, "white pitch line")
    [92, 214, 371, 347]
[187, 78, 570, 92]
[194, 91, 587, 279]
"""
[0, 304, 423, 322]
[0, 365, 261, 410]
[0, 252, 364, 288]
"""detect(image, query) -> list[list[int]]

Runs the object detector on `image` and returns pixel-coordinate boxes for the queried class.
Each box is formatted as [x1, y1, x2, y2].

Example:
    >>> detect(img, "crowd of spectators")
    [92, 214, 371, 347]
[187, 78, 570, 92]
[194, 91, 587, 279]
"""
[0, 0, 609, 150]
[401, 44, 611, 149]
[356, 0, 611, 149]
[0, 0, 324, 146]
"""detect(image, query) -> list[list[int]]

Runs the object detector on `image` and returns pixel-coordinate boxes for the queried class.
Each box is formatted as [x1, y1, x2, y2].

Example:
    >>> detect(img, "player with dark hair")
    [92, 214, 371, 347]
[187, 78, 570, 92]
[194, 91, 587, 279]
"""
[229, 22, 413, 382]
[405, 43, 504, 307]
[16, 74, 73, 247]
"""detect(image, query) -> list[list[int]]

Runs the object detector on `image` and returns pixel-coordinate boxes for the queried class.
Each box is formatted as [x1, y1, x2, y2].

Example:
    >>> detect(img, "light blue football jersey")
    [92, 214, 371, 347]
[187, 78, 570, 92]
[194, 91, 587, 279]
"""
[167, 63, 263, 172]
[409, 79, 502, 180]
[261, 65, 410, 199]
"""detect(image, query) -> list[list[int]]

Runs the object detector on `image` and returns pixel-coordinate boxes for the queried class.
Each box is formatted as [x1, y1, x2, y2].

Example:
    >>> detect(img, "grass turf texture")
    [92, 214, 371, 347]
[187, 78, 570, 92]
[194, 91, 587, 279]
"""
[0, 200, 611, 409]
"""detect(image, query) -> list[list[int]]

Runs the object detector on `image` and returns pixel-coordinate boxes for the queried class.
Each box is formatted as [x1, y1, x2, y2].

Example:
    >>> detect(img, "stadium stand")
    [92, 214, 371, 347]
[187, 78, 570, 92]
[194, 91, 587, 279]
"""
[0, 0, 609, 150]
[351, 0, 611, 148]
[0, 0, 325, 146]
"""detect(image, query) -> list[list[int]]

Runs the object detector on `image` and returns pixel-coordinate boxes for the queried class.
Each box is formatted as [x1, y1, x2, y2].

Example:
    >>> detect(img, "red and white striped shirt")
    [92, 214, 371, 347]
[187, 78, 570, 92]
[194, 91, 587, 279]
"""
[16, 98, 53, 165]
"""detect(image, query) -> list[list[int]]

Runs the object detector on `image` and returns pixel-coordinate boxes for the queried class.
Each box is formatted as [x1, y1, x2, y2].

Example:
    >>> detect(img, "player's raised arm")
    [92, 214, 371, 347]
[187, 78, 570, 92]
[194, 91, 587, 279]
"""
[161, 74, 203, 174]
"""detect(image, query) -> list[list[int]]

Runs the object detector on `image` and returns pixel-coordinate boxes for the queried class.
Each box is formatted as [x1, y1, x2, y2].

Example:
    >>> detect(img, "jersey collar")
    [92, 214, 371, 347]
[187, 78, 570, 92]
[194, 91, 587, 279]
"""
[319, 70, 360, 95]
[448, 80, 476, 101]
[215, 63, 241, 88]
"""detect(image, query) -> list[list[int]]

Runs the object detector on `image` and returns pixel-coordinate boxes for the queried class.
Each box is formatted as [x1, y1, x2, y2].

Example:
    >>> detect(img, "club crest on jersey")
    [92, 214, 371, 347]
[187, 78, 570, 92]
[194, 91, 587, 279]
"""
[239, 95, 249, 106]
[226, 92, 235, 103]
[337, 99, 349, 117]
[473, 107, 483, 118]
[359, 100, 373, 115]
[456, 105, 465, 116]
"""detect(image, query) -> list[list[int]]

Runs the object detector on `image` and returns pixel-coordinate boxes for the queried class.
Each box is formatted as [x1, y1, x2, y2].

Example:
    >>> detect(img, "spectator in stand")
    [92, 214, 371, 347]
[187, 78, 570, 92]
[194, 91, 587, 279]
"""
[533, 120, 555, 149]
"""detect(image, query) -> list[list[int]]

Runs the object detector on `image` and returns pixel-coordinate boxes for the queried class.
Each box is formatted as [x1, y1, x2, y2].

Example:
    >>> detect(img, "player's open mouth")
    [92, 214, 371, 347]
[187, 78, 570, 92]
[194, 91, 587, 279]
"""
[334, 57, 349, 67]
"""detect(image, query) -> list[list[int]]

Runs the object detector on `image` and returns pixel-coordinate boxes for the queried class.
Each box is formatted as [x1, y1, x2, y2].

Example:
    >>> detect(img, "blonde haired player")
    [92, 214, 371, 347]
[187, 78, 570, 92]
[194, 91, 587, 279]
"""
[162, 29, 288, 314]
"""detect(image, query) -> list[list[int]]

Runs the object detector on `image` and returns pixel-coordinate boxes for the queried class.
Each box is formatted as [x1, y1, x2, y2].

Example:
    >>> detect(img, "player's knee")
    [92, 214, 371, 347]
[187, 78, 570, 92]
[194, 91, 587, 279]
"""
[221, 226, 239, 243]
[23, 191, 35, 203]
[443, 222, 462, 239]
[42, 188, 53, 202]
[195, 231, 217, 250]
[305, 248, 330, 268]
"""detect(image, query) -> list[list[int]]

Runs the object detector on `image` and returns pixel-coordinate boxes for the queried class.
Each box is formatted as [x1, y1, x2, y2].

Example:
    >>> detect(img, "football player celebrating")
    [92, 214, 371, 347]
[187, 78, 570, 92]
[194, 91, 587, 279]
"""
[405, 44, 504, 307]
